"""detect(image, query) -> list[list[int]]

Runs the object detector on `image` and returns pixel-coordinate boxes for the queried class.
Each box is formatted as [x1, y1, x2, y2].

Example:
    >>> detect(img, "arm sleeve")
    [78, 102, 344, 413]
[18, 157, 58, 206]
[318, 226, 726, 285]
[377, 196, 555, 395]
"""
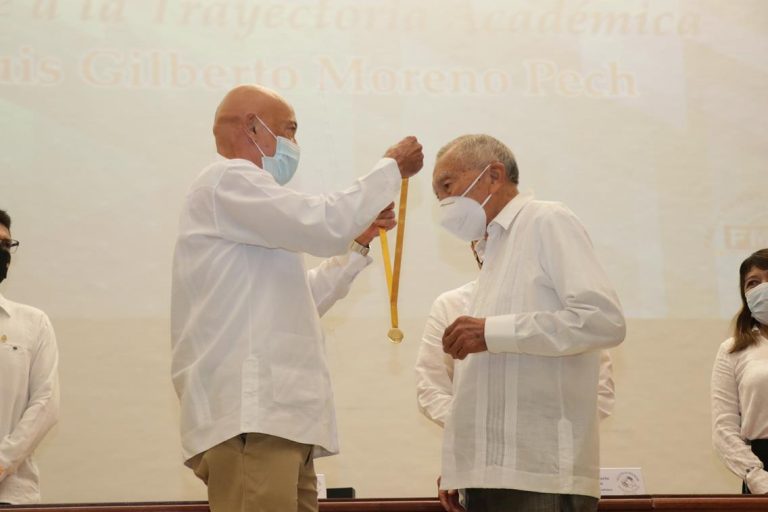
[415, 295, 455, 427]
[307, 251, 372, 317]
[213, 158, 401, 258]
[597, 350, 615, 420]
[485, 206, 626, 356]
[0, 313, 60, 481]
[711, 343, 768, 494]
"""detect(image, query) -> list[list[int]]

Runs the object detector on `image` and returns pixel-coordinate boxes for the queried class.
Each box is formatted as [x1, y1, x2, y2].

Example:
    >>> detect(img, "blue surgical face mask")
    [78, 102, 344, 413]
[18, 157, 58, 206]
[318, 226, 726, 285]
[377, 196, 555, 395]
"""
[249, 116, 300, 185]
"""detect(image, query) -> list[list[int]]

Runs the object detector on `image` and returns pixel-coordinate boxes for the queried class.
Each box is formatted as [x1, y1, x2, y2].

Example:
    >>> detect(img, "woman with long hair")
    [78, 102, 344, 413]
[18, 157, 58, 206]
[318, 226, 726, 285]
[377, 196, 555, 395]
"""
[711, 248, 768, 494]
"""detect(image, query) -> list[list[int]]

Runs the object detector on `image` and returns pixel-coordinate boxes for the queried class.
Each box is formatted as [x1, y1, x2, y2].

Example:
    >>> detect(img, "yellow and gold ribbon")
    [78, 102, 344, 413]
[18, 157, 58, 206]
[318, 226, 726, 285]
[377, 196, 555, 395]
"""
[379, 178, 409, 343]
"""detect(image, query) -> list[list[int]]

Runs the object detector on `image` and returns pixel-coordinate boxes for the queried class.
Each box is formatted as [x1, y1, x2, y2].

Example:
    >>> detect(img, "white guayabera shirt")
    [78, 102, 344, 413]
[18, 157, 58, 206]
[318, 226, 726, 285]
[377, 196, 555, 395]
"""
[416, 281, 616, 429]
[0, 294, 60, 504]
[171, 157, 400, 463]
[436, 193, 625, 499]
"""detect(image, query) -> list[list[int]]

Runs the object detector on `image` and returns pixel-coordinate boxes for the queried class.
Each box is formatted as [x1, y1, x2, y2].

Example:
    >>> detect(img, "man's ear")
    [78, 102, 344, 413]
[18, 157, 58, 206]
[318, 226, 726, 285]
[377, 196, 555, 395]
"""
[488, 162, 505, 190]
[244, 113, 257, 133]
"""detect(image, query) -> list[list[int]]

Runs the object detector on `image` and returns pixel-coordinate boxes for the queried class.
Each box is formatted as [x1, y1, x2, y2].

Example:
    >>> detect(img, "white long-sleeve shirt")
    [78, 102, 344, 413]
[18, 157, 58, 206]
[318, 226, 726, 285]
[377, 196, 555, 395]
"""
[171, 157, 401, 462]
[438, 193, 626, 498]
[416, 281, 615, 429]
[711, 333, 768, 494]
[0, 294, 60, 504]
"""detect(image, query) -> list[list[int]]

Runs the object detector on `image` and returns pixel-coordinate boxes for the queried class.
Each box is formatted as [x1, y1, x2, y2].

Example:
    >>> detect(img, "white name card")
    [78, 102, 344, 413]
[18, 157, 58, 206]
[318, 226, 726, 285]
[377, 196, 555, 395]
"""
[316, 473, 327, 499]
[600, 467, 646, 495]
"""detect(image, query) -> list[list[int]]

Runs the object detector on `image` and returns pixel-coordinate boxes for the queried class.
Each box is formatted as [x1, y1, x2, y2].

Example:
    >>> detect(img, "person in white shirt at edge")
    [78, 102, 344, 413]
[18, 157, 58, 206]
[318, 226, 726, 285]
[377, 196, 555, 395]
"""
[428, 134, 626, 512]
[170, 84, 424, 512]
[0, 209, 60, 505]
[711, 248, 768, 495]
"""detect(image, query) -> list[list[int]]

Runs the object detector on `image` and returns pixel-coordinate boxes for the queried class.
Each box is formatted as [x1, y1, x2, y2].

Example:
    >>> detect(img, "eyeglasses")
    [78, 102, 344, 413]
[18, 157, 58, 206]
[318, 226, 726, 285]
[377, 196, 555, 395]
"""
[0, 239, 19, 254]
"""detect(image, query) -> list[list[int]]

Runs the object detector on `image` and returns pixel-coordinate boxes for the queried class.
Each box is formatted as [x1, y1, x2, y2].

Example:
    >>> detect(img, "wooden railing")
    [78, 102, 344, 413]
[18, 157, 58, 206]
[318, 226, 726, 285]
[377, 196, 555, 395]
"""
[2, 495, 768, 511]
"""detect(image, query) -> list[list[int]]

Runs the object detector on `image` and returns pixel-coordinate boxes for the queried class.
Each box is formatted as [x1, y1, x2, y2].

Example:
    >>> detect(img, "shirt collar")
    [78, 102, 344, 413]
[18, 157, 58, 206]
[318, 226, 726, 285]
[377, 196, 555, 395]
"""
[0, 293, 11, 318]
[488, 192, 534, 233]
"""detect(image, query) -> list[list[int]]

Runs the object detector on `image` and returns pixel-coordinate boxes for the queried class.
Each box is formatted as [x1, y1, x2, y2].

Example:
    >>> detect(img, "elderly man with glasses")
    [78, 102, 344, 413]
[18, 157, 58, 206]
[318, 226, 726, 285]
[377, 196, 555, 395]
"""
[0, 209, 60, 505]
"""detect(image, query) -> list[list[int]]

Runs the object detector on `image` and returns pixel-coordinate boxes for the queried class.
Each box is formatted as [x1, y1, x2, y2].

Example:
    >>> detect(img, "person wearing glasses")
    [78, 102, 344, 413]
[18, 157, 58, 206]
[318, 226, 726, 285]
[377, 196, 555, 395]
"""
[711, 248, 768, 494]
[0, 209, 60, 504]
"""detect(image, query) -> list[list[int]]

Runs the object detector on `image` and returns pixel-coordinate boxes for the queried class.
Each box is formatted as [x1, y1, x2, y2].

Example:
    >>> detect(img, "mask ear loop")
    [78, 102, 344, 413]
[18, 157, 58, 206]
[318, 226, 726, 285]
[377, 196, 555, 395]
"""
[245, 120, 267, 157]
[254, 115, 278, 139]
[460, 164, 491, 198]
[252, 115, 300, 154]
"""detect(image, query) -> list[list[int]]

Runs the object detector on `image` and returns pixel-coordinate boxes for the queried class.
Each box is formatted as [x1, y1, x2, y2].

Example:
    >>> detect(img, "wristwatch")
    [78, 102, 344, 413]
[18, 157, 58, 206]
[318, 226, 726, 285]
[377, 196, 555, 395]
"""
[349, 240, 370, 256]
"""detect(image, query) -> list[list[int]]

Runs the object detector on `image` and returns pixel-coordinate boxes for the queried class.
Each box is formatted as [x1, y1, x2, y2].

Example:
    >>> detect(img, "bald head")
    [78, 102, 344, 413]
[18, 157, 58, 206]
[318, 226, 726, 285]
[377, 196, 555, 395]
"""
[213, 84, 298, 163]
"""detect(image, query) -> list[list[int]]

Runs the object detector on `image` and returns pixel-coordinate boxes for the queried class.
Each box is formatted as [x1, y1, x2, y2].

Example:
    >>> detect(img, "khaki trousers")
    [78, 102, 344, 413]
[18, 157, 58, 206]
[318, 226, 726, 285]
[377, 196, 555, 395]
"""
[190, 433, 318, 512]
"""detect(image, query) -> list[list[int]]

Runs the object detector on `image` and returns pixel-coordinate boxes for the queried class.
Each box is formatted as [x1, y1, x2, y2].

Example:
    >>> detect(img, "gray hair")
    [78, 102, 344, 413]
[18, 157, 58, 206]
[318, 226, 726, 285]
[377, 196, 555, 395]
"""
[436, 134, 519, 184]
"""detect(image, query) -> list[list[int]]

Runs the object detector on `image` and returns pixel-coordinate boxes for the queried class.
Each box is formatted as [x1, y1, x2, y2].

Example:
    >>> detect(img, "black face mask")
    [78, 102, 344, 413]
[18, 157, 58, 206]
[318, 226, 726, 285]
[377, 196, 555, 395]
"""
[0, 249, 9, 284]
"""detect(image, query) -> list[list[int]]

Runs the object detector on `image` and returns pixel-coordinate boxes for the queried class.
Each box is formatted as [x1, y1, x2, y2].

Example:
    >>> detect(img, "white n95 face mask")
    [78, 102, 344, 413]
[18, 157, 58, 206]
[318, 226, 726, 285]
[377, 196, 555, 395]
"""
[250, 116, 300, 185]
[438, 165, 492, 242]
[746, 281, 768, 325]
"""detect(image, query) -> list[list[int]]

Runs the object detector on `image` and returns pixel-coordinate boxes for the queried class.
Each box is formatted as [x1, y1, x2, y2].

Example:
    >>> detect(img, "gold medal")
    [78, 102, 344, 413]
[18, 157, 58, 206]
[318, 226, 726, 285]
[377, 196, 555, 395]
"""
[379, 178, 409, 343]
[387, 327, 404, 343]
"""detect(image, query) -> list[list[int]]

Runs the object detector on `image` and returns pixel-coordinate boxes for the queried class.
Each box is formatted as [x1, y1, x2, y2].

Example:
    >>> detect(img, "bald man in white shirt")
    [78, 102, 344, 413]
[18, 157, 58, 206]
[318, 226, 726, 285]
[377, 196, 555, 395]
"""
[430, 135, 625, 512]
[0, 209, 60, 505]
[170, 85, 423, 512]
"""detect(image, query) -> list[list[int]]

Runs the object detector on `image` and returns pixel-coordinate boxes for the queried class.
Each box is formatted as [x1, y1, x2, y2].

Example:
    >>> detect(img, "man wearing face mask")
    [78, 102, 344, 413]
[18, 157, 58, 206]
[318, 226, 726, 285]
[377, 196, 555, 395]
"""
[416, 243, 616, 429]
[430, 135, 626, 512]
[415, 281, 617, 424]
[170, 85, 423, 512]
[0, 209, 60, 505]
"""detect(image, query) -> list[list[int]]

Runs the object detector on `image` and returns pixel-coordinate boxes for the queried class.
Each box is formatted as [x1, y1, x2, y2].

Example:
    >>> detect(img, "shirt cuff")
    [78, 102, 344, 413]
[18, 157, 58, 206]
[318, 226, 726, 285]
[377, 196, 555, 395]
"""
[484, 315, 520, 354]
[746, 467, 768, 494]
[378, 156, 400, 175]
[376, 158, 402, 192]
[345, 251, 373, 272]
[355, 158, 401, 226]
